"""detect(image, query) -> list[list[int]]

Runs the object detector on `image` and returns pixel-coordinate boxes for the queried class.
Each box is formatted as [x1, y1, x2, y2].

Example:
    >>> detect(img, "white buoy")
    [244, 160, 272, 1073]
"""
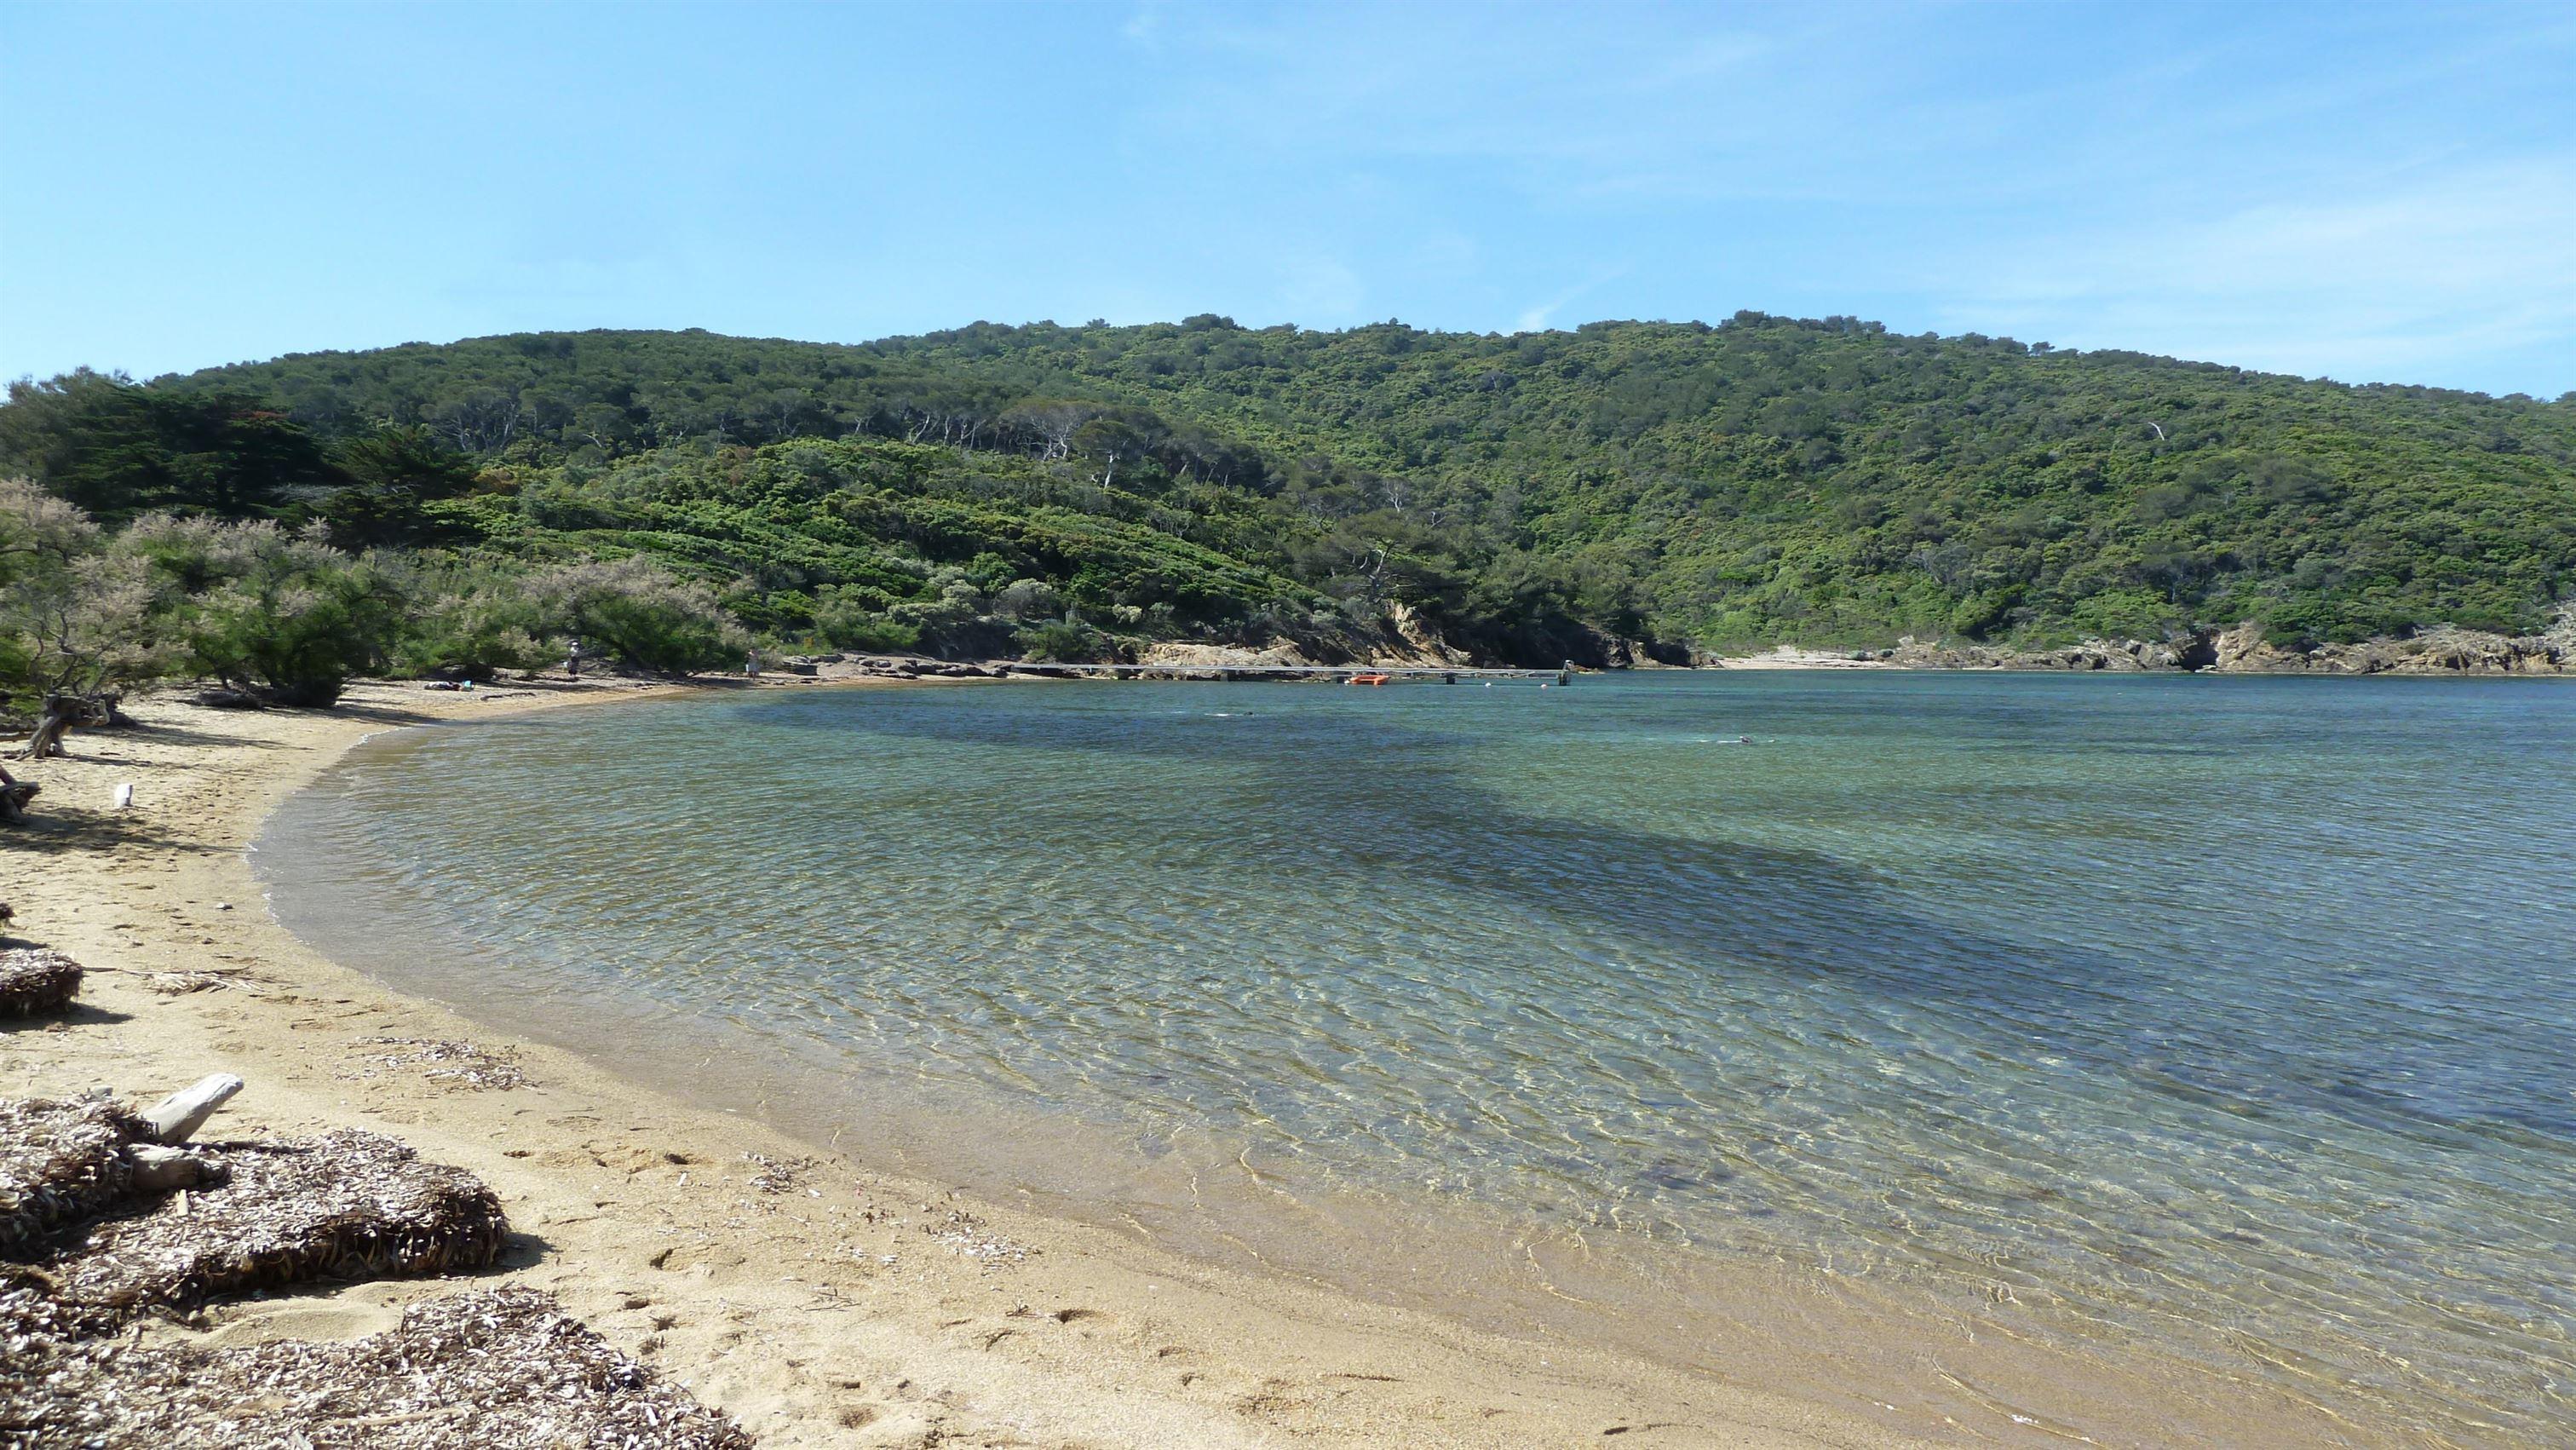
[112, 782, 135, 809]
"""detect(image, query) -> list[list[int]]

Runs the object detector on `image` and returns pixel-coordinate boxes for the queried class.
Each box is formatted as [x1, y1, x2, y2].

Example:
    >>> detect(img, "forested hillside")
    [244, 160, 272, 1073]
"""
[9, 315, 2573, 690]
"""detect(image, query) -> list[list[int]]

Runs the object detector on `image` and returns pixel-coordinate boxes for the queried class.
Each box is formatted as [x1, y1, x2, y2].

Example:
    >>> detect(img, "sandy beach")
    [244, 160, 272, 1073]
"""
[1, 678, 1952, 1449]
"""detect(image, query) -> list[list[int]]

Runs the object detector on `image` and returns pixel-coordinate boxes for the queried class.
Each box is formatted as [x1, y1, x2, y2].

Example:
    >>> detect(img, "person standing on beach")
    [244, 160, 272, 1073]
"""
[566, 637, 585, 679]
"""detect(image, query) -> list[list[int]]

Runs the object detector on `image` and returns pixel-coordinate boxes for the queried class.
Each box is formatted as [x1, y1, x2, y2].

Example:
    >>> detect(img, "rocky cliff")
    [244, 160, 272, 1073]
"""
[1821, 611, 2574, 676]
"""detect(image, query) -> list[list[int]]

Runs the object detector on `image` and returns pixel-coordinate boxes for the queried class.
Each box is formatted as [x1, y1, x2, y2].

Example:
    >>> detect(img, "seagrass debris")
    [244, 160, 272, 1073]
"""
[2, 1286, 756, 1450]
[1, 1079, 240, 1262]
[345, 1037, 528, 1092]
[0, 949, 82, 1017]
[0, 1100, 147, 1257]
[2, 1126, 508, 1344]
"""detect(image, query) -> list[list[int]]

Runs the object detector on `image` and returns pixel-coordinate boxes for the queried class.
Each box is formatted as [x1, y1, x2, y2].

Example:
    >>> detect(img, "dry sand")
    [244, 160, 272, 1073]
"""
[1, 678, 1941, 1449]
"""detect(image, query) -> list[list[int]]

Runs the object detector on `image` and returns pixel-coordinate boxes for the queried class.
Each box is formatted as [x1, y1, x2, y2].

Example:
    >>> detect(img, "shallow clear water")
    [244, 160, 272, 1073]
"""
[261, 672, 2576, 1441]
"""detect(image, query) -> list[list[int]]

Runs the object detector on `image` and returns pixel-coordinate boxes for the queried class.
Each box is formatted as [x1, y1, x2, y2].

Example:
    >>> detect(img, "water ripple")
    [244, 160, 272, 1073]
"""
[262, 673, 2576, 1443]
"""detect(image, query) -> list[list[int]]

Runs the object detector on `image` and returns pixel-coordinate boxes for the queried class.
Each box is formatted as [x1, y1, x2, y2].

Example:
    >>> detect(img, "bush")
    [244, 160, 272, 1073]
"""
[2, 479, 180, 718]
[991, 578, 1064, 621]
[811, 597, 921, 653]
[1015, 619, 1107, 662]
[383, 563, 549, 680]
[526, 555, 745, 675]
[122, 515, 400, 707]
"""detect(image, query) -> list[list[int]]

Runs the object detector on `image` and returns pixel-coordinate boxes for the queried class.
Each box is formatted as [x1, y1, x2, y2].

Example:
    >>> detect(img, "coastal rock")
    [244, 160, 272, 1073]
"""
[1382, 601, 1472, 665]
[1826, 613, 2572, 676]
[1137, 640, 1317, 669]
[2198, 619, 2571, 676]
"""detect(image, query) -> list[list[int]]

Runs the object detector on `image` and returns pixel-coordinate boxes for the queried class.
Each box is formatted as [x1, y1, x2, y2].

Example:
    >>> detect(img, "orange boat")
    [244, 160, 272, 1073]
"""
[1345, 672, 1391, 686]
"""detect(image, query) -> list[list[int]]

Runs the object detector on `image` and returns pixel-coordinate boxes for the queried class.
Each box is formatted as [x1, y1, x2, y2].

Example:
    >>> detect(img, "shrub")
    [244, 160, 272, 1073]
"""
[526, 555, 745, 675]
[991, 578, 1064, 620]
[1016, 619, 1106, 662]
[383, 564, 549, 680]
[0, 479, 180, 718]
[121, 515, 400, 707]
[811, 595, 921, 653]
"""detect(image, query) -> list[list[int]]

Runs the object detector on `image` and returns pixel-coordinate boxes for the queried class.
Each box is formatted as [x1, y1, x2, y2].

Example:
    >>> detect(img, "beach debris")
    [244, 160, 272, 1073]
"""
[2, 1125, 509, 1343]
[124, 1143, 214, 1194]
[112, 782, 134, 810]
[924, 1207, 1033, 1265]
[741, 1153, 812, 1194]
[140, 1073, 243, 1145]
[0, 768, 34, 826]
[143, 970, 233, 997]
[0, 948, 82, 1017]
[343, 1037, 527, 1092]
[0, 1098, 147, 1256]
[3, 1286, 754, 1449]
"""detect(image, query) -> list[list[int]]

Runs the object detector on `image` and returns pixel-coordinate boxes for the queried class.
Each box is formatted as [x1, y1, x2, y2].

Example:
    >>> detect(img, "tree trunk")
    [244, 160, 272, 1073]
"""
[18, 694, 95, 760]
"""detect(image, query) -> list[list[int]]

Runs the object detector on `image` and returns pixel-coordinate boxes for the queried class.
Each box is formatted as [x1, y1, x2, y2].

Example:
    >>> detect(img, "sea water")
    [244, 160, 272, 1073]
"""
[258, 672, 2576, 1443]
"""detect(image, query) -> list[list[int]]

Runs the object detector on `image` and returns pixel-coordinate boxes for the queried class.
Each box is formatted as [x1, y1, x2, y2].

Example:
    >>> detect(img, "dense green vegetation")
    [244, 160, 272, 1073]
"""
[5, 314, 2571, 720]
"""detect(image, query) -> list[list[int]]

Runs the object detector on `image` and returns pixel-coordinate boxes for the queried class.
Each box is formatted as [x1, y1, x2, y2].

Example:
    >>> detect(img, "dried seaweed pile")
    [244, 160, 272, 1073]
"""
[3, 1286, 755, 1450]
[0, 949, 82, 1017]
[3, 1129, 507, 1343]
[740, 1153, 812, 1194]
[0, 1100, 145, 1256]
[343, 1037, 527, 1091]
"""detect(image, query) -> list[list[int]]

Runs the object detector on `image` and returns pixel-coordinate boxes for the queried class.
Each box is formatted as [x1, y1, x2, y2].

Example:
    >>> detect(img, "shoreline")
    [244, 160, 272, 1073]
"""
[5, 676, 1921, 1447]
[3, 676, 2390, 1447]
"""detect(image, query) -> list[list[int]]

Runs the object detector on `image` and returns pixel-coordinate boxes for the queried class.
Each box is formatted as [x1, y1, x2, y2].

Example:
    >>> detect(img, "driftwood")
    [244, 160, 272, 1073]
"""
[0, 949, 81, 1016]
[189, 686, 263, 710]
[126, 1144, 213, 1193]
[141, 1073, 243, 1145]
[14, 693, 111, 762]
[2, 1287, 754, 1450]
[0, 767, 34, 826]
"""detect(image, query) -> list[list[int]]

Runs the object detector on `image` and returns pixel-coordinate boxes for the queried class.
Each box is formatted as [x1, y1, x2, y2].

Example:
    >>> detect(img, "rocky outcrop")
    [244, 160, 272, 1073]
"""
[796, 653, 1012, 682]
[2202, 619, 2570, 675]
[1851, 636, 2187, 671]
[1135, 641, 1319, 669]
[1381, 601, 1473, 666]
[1834, 616, 2573, 676]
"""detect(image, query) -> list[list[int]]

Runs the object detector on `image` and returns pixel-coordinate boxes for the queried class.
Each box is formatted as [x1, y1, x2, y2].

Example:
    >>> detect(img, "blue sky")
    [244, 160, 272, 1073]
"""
[3, 2, 2570, 395]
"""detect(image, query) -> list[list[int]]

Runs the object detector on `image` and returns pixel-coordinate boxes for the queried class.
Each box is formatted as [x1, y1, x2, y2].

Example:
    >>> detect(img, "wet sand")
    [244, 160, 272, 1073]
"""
[2, 678, 2360, 1447]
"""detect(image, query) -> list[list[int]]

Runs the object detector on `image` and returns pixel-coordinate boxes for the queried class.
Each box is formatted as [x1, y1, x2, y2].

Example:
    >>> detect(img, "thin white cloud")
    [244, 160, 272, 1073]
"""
[1942, 157, 2576, 386]
[1515, 266, 1631, 333]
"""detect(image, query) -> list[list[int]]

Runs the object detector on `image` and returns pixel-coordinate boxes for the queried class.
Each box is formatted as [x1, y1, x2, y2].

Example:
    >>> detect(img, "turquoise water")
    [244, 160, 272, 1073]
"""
[260, 672, 2576, 1441]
